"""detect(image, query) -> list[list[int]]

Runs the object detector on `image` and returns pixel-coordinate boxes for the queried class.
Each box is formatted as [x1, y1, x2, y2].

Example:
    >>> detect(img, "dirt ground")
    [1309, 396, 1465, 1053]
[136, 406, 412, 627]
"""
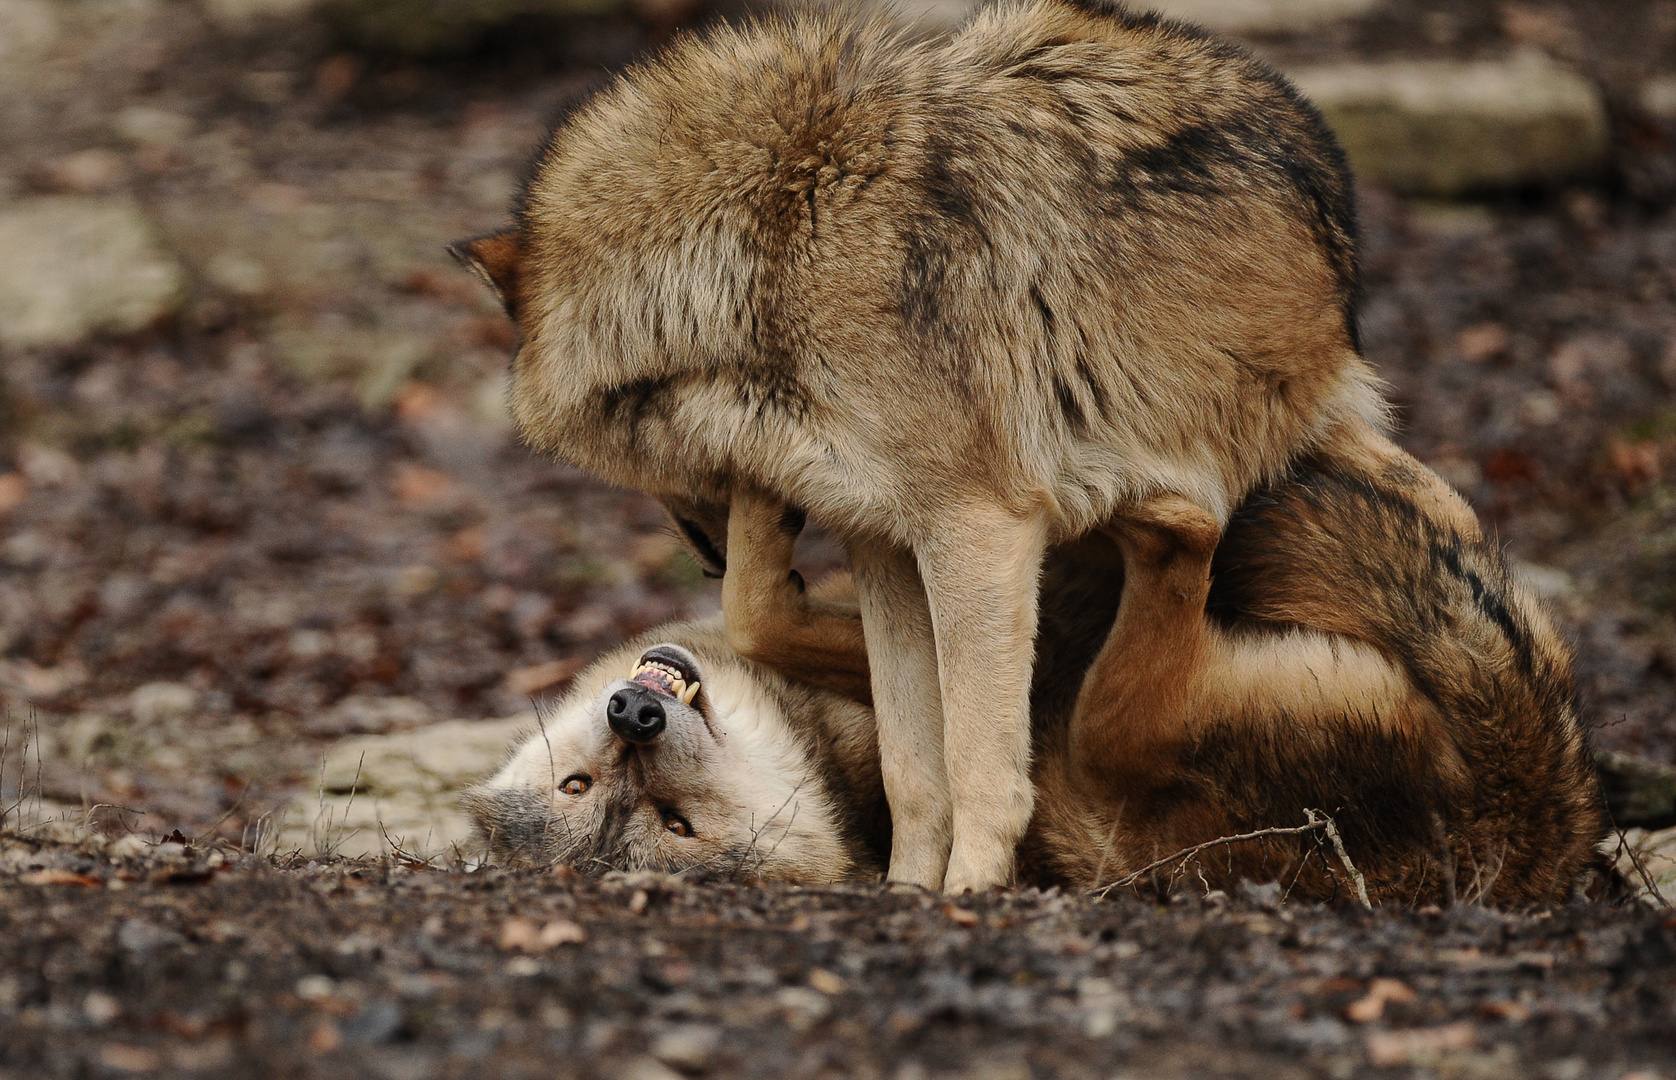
[2, 834, 1674, 1080]
[2, 0, 1676, 1075]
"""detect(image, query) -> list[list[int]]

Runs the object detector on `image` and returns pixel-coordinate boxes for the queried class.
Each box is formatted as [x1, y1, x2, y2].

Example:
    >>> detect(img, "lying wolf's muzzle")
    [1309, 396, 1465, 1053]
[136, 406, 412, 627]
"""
[607, 684, 667, 744]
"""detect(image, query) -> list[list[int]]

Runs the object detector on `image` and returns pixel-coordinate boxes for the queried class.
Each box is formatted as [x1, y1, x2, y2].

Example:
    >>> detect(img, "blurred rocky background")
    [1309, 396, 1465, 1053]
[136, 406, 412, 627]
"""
[0, 0, 1675, 863]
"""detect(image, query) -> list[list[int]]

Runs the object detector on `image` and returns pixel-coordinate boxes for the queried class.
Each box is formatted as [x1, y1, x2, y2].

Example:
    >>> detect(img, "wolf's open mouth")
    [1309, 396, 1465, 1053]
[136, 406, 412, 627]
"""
[629, 649, 701, 705]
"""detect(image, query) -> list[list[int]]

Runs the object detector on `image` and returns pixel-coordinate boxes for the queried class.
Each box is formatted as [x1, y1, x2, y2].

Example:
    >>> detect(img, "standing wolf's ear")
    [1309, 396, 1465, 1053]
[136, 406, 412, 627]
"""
[448, 230, 525, 319]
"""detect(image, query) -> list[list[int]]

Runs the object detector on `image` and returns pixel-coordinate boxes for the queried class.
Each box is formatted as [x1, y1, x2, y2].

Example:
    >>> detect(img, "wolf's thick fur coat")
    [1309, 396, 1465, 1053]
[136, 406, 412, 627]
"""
[460, 0, 1386, 891]
[468, 434, 1604, 906]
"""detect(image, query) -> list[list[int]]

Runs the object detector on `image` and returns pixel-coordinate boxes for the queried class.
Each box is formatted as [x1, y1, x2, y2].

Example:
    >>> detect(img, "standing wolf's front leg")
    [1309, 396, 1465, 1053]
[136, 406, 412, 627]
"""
[917, 503, 1051, 894]
[850, 536, 950, 891]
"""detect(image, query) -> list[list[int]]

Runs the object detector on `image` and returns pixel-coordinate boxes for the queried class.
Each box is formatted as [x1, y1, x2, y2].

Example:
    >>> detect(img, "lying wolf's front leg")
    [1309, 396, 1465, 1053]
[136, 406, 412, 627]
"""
[917, 504, 1051, 894]
[721, 488, 871, 704]
[849, 536, 951, 891]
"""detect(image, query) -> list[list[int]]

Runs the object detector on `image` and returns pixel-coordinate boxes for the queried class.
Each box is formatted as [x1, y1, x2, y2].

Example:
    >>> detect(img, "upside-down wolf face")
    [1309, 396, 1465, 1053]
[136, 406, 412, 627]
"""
[464, 636, 880, 883]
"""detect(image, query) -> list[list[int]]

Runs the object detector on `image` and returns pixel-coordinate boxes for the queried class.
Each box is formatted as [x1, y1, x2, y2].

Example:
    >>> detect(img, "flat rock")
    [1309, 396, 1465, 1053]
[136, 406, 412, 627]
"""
[0, 197, 187, 349]
[1609, 826, 1676, 904]
[317, 715, 529, 795]
[274, 715, 530, 857]
[273, 788, 479, 859]
[1148, 0, 1379, 33]
[1291, 51, 1609, 196]
[1644, 75, 1676, 121]
[0, 0, 60, 61]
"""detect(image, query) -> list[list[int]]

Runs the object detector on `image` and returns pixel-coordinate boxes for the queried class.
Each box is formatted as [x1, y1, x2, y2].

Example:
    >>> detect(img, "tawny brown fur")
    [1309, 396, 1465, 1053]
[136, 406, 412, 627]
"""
[727, 433, 1603, 905]
[456, 0, 1385, 891]
[469, 435, 1602, 905]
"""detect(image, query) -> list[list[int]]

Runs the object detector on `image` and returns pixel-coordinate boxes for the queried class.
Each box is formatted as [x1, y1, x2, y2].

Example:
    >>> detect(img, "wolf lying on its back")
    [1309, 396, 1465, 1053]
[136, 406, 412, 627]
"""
[466, 433, 1604, 905]
[454, 0, 1387, 892]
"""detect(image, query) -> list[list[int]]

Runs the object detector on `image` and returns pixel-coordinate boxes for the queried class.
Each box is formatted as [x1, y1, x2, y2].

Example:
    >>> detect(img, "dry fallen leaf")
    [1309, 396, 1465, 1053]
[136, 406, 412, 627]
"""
[943, 904, 980, 927]
[0, 472, 27, 514]
[1477, 999, 1531, 1022]
[504, 657, 586, 698]
[1345, 977, 1416, 1023]
[390, 462, 460, 507]
[1456, 322, 1509, 364]
[500, 916, 586, 952]
[1365, 1022, 1475, 1067]
[98, 1045, 161, 1073]
[306, 1020, 341, 1055]
[498, 917, 541, 952]
[537, 919, 587, 947]
[20, 869, 103, 887]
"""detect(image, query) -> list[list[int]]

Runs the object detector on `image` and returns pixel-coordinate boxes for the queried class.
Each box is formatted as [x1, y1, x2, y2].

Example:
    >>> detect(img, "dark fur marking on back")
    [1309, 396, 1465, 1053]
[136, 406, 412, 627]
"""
[899, 131, 994, 340]
[1098, 96, 1360, 348]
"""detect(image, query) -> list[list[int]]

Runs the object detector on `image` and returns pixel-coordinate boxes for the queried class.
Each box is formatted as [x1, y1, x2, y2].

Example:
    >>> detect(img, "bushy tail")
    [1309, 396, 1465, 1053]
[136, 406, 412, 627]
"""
[1206, 452, 1604, 904]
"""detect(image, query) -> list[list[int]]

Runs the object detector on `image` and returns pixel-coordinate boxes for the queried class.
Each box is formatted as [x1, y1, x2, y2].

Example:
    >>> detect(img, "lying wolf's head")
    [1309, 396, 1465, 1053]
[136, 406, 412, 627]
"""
[464, 625, 887, 883]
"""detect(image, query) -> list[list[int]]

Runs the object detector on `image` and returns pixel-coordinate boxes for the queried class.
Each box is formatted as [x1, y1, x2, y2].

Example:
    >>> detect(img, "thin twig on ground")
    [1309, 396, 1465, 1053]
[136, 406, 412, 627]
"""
[1093, 809, 1373, 907]
[1092, 819, 1328, 898]
[1309, 809, 1372, 910]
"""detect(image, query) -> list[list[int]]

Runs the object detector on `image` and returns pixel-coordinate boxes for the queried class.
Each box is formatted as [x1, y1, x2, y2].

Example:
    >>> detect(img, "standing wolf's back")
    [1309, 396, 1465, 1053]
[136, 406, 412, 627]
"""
[512, 0, 1385, 540]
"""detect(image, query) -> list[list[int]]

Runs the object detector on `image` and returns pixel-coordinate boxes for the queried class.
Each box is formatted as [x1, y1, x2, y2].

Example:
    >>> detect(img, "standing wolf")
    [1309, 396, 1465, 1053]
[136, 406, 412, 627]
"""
[466, 431, 1605, 904]
[455, 0, 1385, 892]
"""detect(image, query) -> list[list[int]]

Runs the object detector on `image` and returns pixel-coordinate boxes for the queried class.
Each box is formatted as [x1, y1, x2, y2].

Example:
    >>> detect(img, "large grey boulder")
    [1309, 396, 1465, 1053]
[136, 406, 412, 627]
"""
[1148, 0, 1378, 33]
[0, 197, 187, 349]
[0, 0, 59, 61]
[1599, 751, 1676, 831]
[810, 0, 1380, 36]
[1291, 51, 1609, 196]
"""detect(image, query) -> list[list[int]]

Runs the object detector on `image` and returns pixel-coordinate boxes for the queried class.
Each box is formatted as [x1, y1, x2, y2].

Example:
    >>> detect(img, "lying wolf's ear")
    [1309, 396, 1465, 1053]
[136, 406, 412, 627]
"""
[449, 229, 524, 319]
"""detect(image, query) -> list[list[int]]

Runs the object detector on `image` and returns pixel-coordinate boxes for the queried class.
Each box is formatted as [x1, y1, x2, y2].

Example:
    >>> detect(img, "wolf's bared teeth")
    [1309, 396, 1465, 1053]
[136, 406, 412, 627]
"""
[629, 660, 692, 700]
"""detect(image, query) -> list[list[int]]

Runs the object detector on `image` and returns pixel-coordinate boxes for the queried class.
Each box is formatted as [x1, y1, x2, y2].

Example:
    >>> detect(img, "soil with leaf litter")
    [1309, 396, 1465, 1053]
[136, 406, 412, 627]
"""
[3, 0, 1676, 1076]
[1, 834, 1674, 1080]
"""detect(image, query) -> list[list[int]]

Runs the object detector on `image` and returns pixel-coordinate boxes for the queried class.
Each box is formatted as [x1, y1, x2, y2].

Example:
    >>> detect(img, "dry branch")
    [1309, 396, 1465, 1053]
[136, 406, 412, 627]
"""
[1092, 809, 1374, 909]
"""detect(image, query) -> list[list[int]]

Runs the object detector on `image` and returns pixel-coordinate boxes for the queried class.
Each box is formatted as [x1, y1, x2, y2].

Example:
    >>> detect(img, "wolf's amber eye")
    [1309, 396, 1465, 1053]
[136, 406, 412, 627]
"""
[662, 810, 692, 838]
[560, 775, 591, 796]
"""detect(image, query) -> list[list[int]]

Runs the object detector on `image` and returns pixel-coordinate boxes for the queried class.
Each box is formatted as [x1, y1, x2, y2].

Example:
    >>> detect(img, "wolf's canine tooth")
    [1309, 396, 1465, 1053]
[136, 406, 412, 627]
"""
[679, 682, 700, 706]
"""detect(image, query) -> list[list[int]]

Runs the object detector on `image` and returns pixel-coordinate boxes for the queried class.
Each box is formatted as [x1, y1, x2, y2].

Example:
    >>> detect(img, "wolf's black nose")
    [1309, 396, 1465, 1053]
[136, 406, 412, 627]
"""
[607, 686, 667, 744]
